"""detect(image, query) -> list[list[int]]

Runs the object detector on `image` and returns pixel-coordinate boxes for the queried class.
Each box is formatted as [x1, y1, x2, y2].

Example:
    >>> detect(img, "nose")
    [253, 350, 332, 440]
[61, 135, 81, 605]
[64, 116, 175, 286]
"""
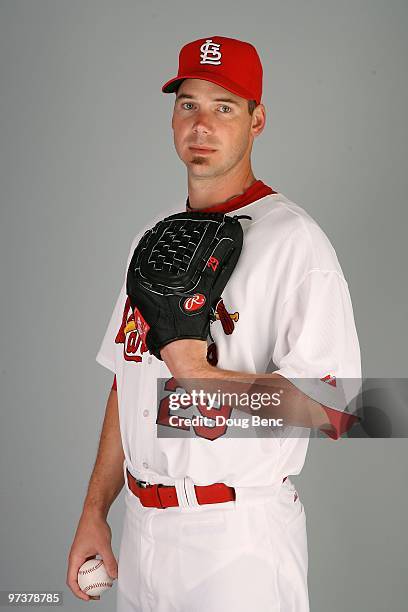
[192, 110, 213, 136]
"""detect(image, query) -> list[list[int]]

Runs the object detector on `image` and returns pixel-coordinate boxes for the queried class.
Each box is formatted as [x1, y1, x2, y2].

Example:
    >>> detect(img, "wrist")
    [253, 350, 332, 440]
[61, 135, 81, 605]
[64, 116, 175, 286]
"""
[81, 501, 109, 522]
[177, 360, 215, 379]
[160, 339, 211, 378]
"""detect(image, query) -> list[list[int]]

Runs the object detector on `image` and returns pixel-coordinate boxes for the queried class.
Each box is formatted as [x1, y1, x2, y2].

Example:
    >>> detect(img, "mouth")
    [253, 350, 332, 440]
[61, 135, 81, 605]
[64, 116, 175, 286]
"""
[189, 146, 217, 155]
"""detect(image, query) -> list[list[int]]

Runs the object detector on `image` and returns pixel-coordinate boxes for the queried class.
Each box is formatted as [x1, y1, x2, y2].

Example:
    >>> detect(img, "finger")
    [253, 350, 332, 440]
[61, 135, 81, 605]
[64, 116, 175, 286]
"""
[100, 548, 118, 580]
[67, 554, 95, 601]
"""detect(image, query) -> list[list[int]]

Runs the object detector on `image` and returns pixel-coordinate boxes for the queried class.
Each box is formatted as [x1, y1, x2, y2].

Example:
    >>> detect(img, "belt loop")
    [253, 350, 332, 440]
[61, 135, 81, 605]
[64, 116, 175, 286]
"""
[174, 479, 189, 508]
[233, 480, 284, 507]
[151, 484, 165, 508]
[183, 477, 200, 508]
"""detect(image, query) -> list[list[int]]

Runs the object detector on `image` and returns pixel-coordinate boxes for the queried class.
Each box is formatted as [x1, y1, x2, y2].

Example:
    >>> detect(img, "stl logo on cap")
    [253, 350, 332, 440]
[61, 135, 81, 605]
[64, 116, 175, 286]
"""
[162, 36, 263, 105]
[200, 39, 222, 65]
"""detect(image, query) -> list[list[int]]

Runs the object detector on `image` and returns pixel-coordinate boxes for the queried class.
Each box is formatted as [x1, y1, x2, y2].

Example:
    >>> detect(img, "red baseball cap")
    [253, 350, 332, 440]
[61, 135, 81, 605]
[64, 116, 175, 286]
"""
[161, 36, 263, 105]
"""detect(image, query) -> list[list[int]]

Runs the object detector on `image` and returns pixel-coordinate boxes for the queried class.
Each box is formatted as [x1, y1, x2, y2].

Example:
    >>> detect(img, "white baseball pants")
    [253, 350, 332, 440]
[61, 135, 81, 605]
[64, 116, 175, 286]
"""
[116, 473, 309, 611]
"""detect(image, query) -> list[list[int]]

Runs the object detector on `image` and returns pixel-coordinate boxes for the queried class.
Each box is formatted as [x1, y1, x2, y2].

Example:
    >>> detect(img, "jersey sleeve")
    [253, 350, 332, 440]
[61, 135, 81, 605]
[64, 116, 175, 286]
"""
[272, 269, 362, 440]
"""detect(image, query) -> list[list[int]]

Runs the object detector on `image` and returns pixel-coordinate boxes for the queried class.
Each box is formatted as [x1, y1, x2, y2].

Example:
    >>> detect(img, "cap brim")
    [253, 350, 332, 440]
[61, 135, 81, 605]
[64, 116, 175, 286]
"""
[161, 71, 258, 103]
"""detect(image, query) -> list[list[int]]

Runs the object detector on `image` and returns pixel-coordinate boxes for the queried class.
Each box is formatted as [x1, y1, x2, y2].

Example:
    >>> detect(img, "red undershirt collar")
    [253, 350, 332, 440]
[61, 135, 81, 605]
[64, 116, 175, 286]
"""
[185, 180, 278, 214]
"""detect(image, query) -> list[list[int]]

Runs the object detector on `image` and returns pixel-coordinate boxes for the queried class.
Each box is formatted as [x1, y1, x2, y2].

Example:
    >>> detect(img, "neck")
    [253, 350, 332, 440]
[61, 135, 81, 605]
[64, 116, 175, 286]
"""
[187, 165, 257, 210]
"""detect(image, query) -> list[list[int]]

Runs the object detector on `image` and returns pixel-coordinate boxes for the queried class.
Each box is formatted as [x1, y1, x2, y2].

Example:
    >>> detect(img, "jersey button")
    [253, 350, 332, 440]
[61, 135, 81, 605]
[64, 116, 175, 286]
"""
[143, 410, 149, 417]
[142, 461, 149, 469]
[148, 356, 152, 364]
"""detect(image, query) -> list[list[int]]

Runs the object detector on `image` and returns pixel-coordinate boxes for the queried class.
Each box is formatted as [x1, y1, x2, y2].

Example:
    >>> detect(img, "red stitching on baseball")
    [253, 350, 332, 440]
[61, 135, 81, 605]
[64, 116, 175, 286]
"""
[78, 560, 103, 575]
[83, 582, 112, 593]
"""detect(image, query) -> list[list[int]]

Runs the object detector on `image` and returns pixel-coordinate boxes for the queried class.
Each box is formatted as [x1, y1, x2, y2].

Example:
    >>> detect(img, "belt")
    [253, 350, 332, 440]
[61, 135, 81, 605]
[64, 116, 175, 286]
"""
[126, 468, 287, 509]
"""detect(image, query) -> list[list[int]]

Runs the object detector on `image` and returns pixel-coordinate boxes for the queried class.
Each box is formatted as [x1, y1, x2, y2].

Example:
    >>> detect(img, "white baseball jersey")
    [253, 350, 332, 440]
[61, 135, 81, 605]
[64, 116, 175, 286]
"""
[96, 183, 362, 488]
[96, 181, 361, 611]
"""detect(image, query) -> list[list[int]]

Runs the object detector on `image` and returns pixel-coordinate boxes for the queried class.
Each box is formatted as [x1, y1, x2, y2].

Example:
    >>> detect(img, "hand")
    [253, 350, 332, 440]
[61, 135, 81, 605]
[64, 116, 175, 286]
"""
[160, 339, 212, 378]
[66, 510, 118, 602]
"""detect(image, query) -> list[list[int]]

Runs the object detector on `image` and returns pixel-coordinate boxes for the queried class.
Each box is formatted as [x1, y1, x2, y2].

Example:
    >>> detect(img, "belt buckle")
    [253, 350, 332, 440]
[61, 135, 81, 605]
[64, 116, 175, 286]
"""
[137, 480, 165, 508]
[136, 479, 150, 489]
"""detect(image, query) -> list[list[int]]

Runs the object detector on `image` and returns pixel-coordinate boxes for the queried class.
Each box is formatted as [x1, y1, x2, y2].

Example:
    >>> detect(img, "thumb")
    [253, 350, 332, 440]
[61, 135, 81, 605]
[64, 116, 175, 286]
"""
[102, 550, 118, 580]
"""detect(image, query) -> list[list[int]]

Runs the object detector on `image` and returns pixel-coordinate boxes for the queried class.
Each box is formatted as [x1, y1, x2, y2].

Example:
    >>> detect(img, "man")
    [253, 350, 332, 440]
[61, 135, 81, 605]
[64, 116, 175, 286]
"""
[67, 36, 361, 611]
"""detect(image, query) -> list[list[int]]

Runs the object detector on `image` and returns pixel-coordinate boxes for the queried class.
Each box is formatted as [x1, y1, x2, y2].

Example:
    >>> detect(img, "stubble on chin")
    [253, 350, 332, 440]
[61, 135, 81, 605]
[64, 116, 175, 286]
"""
[190, 156, 208, 165]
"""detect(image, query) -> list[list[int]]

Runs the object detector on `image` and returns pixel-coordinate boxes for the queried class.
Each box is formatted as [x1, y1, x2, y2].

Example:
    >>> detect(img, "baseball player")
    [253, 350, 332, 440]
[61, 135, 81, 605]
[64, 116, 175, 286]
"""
[67, 36, 361, 611]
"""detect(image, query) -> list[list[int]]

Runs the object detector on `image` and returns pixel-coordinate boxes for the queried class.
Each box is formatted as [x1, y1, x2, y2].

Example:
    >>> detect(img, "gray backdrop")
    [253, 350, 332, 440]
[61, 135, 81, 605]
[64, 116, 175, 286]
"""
[1, 1, 407, 610]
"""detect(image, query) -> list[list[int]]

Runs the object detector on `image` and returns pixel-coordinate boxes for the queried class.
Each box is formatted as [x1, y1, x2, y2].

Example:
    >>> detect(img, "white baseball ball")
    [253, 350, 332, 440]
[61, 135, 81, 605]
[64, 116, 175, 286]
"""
[77, 558, 114, 597]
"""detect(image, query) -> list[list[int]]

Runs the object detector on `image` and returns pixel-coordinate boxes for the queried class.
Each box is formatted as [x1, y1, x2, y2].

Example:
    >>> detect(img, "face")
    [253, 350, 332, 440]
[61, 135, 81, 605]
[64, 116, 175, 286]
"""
[171, 79, 265, 179]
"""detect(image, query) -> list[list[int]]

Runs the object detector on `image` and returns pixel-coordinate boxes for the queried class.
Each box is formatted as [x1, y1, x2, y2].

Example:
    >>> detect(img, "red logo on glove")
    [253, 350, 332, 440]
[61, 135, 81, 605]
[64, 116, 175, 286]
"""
[207, 256, 219, 272]
[183, 293, 206, 312]
[134, 307, 150, 346]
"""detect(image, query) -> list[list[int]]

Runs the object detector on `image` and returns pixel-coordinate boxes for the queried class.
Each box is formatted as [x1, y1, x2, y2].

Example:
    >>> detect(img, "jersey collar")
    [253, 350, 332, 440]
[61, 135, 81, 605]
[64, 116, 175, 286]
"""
[185, 180, 277, 214]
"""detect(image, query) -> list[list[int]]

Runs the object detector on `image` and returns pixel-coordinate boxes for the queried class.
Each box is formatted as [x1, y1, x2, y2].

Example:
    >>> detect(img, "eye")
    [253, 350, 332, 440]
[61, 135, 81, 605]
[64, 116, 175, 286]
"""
[181, 102, 194, 110]
[219, 105, 232, 113]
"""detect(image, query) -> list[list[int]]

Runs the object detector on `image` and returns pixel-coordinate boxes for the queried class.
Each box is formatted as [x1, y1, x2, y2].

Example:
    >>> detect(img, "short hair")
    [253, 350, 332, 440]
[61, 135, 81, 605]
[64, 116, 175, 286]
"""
[247, 100, 257, 115]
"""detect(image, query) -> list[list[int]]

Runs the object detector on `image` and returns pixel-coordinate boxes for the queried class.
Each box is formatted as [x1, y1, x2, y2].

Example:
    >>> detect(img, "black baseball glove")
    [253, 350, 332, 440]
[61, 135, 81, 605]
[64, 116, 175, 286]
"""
[126, 211, 250, 360]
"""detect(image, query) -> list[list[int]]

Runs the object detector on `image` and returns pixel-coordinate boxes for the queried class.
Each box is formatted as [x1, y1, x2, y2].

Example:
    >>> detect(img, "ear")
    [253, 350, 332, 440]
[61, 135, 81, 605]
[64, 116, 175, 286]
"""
[251, 104, 266, 138]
